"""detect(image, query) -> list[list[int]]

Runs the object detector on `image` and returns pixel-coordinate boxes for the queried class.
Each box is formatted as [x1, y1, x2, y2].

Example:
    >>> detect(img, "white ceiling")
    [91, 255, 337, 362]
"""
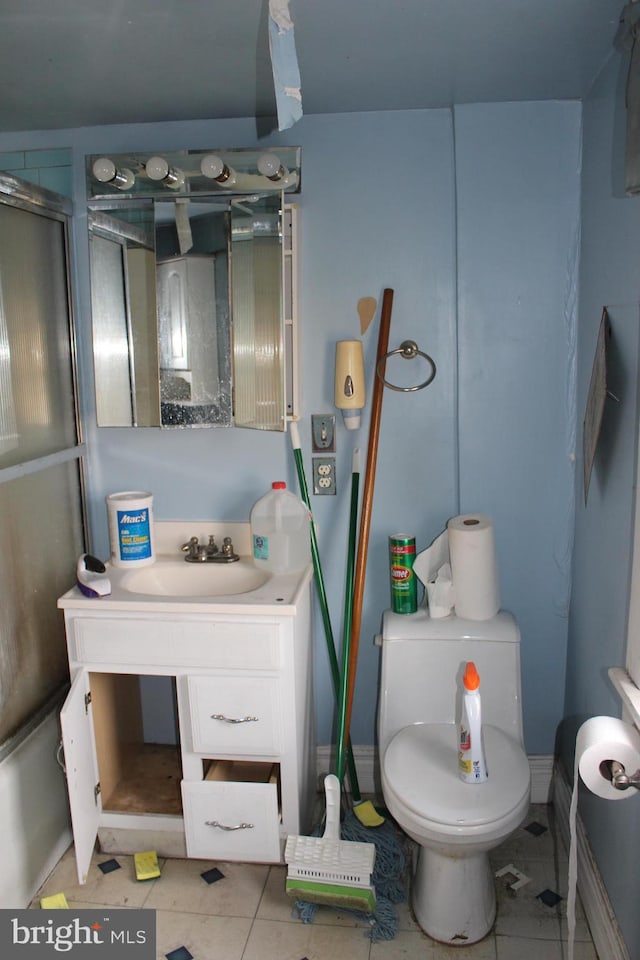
[0, 0, 625, 134]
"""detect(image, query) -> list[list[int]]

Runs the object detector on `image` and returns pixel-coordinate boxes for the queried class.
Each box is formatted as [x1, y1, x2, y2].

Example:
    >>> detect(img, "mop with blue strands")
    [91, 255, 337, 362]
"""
[286, 415, 409, 940]
[285, 291, 408, 942]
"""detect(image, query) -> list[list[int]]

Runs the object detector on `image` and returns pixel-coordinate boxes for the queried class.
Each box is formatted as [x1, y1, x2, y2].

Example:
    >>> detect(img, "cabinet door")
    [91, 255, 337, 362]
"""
[60, 670, 101, 884]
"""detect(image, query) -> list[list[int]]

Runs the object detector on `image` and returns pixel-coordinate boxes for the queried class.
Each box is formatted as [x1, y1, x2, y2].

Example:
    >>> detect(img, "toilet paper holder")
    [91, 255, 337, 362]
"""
[602, 759, 640, 791]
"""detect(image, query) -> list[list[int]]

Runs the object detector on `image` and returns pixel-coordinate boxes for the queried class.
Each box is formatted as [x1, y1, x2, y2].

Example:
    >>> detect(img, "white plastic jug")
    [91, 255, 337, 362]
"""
[250, 482, 311, 574]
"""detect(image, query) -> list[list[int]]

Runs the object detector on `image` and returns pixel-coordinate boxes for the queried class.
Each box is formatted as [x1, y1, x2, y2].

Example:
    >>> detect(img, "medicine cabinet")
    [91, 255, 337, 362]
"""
[86, 148, 300, 431]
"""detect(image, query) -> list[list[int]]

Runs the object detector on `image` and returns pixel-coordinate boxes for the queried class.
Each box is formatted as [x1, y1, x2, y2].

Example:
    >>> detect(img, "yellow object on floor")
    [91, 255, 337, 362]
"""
[40, 893, 69, 908]
[353, 798, 385, 828]
[134, 850, 161, 881]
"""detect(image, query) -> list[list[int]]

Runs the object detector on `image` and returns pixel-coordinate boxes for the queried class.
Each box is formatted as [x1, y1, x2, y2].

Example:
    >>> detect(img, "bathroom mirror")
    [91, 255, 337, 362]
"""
[88, 193, 295, 429]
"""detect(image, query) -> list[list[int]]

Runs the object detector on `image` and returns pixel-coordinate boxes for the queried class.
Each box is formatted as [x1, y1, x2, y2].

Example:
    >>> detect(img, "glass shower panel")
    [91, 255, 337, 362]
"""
[0, 460, 84, 743]
[0, 202, 77, 469]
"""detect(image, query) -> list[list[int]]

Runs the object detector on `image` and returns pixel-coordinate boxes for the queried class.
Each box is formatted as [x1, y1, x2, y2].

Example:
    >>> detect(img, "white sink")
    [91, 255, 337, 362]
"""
[120, 559, 270, 598]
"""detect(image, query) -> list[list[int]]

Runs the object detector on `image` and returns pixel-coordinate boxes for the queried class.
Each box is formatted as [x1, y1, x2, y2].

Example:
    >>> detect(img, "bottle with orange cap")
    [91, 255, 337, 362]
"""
[458, 661, 489, 783]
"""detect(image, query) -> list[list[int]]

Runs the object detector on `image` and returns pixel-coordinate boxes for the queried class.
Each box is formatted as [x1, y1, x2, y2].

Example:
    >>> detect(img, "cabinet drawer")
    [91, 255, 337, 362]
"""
[182, 779, 280, 862]
[187, 676, 281, 756]
[71, 617, 281, 669]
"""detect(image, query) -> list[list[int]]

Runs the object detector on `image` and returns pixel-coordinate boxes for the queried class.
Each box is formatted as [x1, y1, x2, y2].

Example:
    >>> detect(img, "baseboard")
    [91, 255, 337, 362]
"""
[553, 763, 630, 960]
[316, 746, 553, 803]
[528, 754, 554, 803]
[316, 745, 378, 794]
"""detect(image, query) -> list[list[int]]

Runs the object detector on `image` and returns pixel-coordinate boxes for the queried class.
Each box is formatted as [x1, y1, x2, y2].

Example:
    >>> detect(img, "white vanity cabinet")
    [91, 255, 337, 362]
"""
[58, 563, 315, 885]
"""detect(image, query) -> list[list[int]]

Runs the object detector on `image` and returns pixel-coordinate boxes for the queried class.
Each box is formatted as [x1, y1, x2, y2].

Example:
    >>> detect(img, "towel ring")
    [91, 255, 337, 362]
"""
[376, 340, 436, 392]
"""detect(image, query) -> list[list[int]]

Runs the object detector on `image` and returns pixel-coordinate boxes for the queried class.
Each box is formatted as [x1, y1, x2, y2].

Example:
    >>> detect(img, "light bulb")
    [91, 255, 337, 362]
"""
[200, 154, 236, 185]
[146, 156, 185, 189]
[258, 152, 288, 181]
[92, 157, 134, 190]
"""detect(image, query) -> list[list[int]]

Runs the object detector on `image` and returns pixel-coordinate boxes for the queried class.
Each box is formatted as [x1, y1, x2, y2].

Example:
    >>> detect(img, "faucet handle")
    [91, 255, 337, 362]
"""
[181, 536, 200, 560]
[221, 536, 240, 561]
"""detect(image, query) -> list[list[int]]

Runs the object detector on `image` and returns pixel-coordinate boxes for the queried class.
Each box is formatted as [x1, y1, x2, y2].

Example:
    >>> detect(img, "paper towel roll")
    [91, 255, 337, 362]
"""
[447, 514, 500, 620]
[425, 562, 455, 618]
[414, 529, 449, 585]
[414, 530, 455, 618]
[575, 714, 640, 800]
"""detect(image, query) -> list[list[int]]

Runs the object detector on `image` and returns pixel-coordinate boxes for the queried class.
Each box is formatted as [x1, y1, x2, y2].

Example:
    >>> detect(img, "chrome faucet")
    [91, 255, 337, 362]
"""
[180, 534, 240, 563]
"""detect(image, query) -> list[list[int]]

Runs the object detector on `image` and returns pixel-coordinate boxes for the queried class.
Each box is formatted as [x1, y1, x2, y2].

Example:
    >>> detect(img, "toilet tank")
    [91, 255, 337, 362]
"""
[377, 609, 524, 756]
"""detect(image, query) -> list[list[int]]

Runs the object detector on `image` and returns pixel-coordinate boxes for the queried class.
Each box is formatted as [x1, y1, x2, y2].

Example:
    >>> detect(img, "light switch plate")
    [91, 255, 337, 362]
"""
[311, 414, 336, 452]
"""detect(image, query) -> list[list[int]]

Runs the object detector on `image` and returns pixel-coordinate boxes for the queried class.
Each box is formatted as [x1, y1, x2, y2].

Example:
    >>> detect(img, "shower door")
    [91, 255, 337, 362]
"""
[0, 173, 85, 746]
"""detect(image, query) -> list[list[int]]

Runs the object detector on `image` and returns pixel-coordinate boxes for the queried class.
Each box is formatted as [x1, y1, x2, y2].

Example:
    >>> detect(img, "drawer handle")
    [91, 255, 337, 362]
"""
[210, 713, 259, 724]
[205, 820, 254, 831]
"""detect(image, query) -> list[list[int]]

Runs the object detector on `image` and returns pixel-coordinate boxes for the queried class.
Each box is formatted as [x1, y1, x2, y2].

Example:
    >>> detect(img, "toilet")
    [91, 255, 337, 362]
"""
[377, 608, 530, 945]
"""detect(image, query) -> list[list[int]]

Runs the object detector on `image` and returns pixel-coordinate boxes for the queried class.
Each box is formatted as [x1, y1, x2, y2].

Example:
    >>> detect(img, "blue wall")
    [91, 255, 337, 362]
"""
[455, 102, 581, 752]
[564, 49, 640, 955]
[0, 102, 581, 757]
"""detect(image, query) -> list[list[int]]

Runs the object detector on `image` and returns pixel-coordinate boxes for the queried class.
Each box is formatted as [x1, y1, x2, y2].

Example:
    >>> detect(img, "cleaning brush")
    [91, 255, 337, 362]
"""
[284, 773, 376, 912]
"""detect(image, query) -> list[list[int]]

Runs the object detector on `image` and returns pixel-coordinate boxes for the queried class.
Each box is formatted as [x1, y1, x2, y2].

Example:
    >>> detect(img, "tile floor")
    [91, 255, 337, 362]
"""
[32, 803, 599, 960]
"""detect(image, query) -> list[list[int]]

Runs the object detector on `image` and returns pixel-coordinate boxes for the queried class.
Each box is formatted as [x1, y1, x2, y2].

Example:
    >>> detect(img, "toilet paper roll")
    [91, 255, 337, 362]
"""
[575, 714, 640, 800]
[566, 716, 640, 960]
[447, 514, 500, 620]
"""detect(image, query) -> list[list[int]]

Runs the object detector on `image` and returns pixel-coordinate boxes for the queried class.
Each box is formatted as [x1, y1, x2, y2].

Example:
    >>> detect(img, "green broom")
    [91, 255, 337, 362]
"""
[336, 448, 360, 785]
[284, 424, 377, 912]
[288, 422, 382, 826]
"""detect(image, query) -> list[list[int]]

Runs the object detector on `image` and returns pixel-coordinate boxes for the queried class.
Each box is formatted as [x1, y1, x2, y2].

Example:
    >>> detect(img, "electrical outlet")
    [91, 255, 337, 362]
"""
[311, 414, 336, 452]
[313, 456, 336, 495]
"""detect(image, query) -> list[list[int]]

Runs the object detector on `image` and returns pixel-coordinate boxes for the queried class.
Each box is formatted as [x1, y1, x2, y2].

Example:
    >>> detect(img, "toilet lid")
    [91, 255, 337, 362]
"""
[383, 722, 530, 827]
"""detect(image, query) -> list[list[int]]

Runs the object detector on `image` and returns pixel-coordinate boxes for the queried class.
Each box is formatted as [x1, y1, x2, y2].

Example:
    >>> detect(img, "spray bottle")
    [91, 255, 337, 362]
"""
[458, 661, 489, 783]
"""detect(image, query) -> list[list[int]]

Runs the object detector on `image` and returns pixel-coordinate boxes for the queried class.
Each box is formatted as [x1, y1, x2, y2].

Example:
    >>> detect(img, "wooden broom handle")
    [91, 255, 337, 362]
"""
[343, 288, 394, 747]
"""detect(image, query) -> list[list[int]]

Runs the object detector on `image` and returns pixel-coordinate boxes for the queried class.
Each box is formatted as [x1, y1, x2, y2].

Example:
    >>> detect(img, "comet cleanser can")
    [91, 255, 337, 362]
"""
[389, 534, 417, 614]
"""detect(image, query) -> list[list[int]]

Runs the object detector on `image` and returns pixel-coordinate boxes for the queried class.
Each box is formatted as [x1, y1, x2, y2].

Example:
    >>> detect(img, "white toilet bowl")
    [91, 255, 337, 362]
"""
[382, 721, 530, 944]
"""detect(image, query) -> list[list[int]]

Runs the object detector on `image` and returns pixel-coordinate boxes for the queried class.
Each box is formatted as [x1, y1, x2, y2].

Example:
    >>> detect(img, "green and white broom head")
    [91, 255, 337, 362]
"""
[285, 774, 377, 913]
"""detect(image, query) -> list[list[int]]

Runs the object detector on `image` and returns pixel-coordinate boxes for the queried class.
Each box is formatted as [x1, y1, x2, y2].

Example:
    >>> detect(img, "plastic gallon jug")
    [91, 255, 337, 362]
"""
[250, 482, 311, 574]
[458, 661, 489, 783]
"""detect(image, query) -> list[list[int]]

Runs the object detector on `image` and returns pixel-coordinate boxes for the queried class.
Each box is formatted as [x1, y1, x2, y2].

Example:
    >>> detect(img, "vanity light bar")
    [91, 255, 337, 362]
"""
[87, 147, 301, 198]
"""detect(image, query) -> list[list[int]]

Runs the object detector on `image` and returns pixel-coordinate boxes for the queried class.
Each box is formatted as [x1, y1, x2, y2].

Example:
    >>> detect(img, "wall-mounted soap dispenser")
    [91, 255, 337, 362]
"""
[334, 340, 365, 430]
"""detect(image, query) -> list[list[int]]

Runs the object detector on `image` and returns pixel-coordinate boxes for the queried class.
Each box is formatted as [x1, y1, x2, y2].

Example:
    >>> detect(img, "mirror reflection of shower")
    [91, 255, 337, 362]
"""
[87, 193, 294, 429]
[85, 147, 300, 432]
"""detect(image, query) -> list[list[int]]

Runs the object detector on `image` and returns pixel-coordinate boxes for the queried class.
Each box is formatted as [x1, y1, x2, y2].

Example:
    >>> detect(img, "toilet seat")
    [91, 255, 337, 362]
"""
[383, 722, 530, 829]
